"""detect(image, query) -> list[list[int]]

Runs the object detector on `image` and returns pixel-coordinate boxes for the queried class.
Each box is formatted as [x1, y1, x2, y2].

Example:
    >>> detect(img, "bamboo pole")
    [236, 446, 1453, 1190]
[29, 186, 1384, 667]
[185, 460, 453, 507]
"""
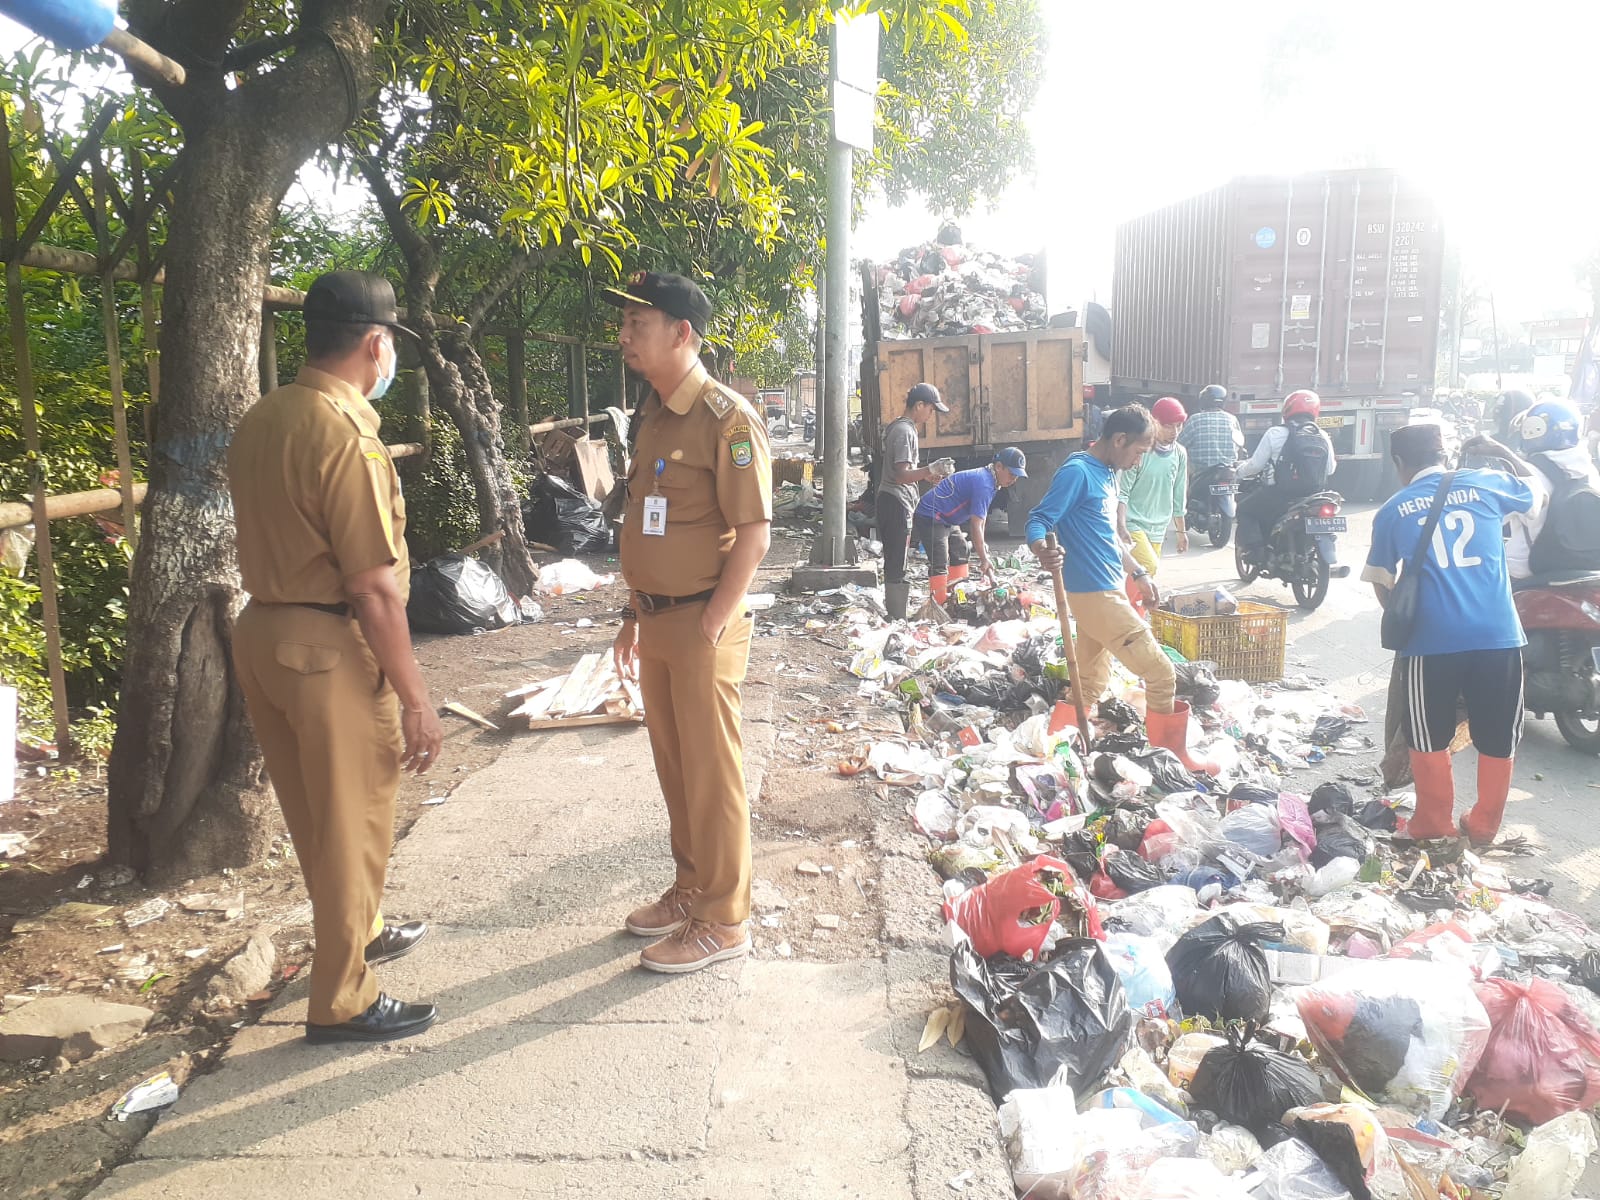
[94, 150, 139, 554]
[528, 412, 608, 437]
[2, 241, 305, 308]
[0, 105, 71, 751]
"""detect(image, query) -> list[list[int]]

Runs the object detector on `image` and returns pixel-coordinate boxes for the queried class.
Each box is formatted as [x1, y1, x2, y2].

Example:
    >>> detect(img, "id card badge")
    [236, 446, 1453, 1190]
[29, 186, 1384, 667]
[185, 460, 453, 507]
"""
[642, 458, 668, 536]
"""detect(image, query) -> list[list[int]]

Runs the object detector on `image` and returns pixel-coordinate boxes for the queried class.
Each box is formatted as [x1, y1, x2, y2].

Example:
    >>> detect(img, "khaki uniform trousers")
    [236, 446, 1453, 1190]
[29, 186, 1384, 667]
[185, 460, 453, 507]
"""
[636, 602, 754, 925]
[1067, 589, 1178, 715]
[233, 602, 400, 1024]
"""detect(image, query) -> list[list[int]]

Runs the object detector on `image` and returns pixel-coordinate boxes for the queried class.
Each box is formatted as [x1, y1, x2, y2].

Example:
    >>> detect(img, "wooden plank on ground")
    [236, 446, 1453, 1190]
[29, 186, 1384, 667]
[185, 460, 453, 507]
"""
[546, 653, 602, 716]
[526, 712, 643, 731]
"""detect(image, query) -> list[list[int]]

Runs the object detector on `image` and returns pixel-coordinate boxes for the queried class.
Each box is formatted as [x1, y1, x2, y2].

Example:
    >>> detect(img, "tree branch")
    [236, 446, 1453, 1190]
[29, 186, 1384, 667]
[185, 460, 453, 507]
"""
[465, 248, 543, 332]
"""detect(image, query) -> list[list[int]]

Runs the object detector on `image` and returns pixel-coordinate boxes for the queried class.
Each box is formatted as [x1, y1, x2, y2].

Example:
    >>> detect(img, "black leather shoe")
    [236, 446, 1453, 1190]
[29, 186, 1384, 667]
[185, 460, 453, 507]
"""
[304, 993, 437, 1044]
[364, 920, 429, 966]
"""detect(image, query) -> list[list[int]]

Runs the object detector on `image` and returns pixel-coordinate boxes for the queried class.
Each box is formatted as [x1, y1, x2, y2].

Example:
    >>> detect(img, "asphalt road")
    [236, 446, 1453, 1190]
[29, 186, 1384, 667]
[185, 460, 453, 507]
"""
[1151, 500, 1600, 926]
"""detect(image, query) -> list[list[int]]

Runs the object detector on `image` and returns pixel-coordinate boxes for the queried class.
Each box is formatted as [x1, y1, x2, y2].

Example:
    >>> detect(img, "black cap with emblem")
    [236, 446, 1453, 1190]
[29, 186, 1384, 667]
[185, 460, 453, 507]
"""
[603, 271, 712, 337]
[304, 270, 417, 339]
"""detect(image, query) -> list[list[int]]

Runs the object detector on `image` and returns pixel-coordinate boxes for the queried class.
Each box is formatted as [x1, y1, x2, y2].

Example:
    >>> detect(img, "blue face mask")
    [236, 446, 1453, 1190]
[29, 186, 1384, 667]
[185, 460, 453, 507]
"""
[367, 336, 397, 401]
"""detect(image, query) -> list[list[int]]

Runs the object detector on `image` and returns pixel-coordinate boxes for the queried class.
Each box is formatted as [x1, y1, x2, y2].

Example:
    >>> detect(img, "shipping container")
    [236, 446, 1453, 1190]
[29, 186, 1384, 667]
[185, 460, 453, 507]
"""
[1112, 169, 1446, 497]
[859, 268, 1086, 521]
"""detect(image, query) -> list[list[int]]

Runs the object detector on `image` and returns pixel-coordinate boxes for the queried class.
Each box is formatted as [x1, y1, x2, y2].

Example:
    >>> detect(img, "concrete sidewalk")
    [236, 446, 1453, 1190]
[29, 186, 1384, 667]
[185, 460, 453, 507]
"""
[86, 678, 1009, 1198]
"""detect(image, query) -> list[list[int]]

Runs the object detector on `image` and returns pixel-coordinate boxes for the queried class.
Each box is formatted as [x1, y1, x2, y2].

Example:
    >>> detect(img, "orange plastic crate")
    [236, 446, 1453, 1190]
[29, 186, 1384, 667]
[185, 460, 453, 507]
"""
[1150, 600, 1288, 683]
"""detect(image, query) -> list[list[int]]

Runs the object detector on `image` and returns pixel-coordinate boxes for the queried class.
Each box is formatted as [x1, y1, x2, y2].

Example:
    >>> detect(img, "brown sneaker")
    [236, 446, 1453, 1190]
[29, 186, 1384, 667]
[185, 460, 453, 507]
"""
[639, 919, 751, 975]
[625, 884, 695, 937]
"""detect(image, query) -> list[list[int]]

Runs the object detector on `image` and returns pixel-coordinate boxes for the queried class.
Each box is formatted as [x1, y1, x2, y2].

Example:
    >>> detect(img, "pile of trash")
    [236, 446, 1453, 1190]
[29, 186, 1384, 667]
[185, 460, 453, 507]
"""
[873, 224, 1048, 339]
[822, 562, 1600, 1199]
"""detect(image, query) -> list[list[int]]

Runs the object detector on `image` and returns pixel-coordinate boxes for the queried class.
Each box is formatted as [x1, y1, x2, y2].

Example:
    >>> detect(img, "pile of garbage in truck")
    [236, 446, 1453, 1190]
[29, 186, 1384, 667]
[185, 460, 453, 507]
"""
[820, 557, 1600, 1200]
[872, 224, 1050, 339]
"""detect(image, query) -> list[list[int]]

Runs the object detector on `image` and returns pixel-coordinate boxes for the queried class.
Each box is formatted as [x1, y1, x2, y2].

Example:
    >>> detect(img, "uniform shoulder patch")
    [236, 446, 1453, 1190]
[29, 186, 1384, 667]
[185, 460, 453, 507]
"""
[729, 437, 754, 469]
[700, 383, 737, 419]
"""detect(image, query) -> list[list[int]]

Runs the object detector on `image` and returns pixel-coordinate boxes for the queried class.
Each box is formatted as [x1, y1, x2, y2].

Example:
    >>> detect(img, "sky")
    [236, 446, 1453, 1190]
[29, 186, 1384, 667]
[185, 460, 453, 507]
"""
[5, 2, 1597, 326]
[858, 0, 1600, 325]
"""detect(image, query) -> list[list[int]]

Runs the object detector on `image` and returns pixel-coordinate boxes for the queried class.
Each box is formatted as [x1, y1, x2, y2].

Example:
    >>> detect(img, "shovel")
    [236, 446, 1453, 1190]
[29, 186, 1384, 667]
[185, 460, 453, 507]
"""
[1042, 532, 1091, 752]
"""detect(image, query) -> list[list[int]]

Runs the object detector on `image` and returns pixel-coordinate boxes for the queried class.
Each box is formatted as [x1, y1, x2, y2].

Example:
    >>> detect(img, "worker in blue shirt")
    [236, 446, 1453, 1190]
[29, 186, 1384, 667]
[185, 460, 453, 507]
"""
[1363, 423, 1541, 845]
[913, 448, 1026, 606]
[1027, 406, 1217, 774]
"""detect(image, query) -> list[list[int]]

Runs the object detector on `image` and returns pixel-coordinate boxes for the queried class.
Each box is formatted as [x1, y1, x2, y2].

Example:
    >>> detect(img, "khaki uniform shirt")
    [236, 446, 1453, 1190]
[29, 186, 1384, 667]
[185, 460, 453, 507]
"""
[228, 367, 409, 605]
[620, 363, 773, 597]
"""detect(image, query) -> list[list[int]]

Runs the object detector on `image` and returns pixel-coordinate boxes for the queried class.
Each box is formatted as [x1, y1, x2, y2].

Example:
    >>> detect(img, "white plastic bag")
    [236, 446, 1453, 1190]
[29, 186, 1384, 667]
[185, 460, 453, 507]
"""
[996, 1085, 1077, 1197]
[1246, 1136, 1352, 1200]
[1503, 1110, 1599, 1200]
[1102, 932, 1179, 1019]
[532, 557, 615, 595]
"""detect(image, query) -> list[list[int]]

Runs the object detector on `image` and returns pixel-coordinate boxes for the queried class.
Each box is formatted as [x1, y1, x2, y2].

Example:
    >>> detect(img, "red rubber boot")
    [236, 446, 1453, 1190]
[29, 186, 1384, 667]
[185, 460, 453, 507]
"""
[1404, 750, 1457, 839]
[1461, 754, 1512, 847]
[1145, 700, 1220, 776]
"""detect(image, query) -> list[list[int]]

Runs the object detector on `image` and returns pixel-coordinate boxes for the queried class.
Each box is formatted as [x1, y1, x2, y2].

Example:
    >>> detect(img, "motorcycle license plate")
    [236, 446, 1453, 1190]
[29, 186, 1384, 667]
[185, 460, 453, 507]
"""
[1317, 415, 1345, 429]
[1209, 483, 1232, 495]
[1307, 516, 1347, 533]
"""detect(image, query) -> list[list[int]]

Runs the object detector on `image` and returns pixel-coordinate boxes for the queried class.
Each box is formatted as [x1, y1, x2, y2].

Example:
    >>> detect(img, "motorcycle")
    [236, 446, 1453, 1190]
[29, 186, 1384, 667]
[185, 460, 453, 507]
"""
[1185, 463, 1237, 547]
[1235, 481, 1347, 610]
[1515, 571, 1600, 754]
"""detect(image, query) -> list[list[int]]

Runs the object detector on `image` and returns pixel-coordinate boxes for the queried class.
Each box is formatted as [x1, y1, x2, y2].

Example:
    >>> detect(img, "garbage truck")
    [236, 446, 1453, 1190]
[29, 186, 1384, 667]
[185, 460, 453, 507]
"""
[1110, 168, 1447, 499]
[858, 264, 1089, 524]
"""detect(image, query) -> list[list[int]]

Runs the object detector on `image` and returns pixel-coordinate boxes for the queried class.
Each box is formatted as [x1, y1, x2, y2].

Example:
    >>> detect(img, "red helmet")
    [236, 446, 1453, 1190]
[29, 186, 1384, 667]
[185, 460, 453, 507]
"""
[1282, 389, 1321, 421]
[1151, 396, 1188, 425]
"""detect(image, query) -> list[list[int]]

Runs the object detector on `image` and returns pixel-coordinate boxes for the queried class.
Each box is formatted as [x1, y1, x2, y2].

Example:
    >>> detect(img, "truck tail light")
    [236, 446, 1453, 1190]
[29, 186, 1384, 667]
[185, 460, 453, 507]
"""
[1083, 385, 1097, 401]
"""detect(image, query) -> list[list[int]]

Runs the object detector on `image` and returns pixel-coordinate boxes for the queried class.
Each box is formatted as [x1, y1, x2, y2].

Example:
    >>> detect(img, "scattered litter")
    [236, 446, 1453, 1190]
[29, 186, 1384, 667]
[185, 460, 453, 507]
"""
[442, 701, 500, 731]
[504, 653, 643, 729]
[121, 898, 172, 929]
[533, 558, 615, 596]
[422, 796, 448, 806]
[177, 891, 245, 915]
[12, 902, 114, 931]
[795, 860, 823, 877]
[109, 1070, 180, 1120]
[814, 914, 841, 930]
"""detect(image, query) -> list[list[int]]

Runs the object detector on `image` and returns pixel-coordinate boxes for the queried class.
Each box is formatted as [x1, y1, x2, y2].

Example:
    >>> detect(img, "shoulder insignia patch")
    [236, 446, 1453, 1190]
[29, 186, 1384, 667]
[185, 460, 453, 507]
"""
[729, 438, 754, 469]
[724, 422, 751, 441]
[702, 385, 737, 419]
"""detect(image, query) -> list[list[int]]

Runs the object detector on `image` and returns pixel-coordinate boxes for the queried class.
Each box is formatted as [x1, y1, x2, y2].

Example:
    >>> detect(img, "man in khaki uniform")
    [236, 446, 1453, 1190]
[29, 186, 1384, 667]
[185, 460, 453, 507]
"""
[608, 272, 773, 974]
[229, 271, 443, 1043]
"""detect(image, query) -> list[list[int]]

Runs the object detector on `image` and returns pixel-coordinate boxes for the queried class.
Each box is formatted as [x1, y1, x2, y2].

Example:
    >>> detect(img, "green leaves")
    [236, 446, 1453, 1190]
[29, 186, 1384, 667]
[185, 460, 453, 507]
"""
[401, 176, 457, 228]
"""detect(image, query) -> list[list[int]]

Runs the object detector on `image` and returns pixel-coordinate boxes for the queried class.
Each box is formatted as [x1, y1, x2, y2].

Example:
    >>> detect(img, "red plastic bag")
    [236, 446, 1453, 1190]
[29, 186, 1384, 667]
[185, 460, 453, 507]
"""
[1465, 976, 1600, 1125]
[943, 856, 1101, 960]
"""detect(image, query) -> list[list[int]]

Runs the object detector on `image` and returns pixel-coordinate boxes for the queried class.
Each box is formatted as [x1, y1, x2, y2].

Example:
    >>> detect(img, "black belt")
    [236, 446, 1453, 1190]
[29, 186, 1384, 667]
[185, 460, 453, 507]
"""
[634, 588, 715, 615]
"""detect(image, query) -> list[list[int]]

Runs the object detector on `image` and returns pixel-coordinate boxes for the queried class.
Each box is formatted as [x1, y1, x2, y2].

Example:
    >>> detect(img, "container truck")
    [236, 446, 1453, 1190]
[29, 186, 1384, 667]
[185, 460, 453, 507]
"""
[1111, 169, 1446, 498]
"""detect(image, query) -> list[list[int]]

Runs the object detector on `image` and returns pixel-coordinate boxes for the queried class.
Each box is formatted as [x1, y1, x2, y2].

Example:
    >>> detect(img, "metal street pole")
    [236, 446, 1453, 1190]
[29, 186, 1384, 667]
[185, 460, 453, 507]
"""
[819, 107, 851, 563]
[813, 289, 826, 460]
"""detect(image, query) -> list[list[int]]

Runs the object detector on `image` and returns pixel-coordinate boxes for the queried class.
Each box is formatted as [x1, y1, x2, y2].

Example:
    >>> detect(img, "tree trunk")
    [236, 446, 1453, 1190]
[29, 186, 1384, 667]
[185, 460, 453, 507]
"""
[107, 4, 383, 881]
[420, 328, 540, 596]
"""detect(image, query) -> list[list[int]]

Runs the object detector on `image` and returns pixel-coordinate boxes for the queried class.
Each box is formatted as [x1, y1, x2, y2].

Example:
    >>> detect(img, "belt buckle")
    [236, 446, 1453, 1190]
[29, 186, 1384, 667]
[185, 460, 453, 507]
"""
[637, 592, 659, 615]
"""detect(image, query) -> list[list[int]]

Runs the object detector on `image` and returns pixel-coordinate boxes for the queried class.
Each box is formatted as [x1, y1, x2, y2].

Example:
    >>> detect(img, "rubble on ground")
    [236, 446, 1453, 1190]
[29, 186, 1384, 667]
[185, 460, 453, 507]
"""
[796, 543, 1600, 1199]
[873, 225, 1048, 339]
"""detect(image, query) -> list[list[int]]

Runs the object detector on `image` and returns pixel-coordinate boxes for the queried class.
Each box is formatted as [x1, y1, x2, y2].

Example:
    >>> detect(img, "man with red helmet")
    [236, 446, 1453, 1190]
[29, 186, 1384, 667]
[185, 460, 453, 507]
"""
[1236, 389, 1339, 570]
[1116, 396, 1190, 576]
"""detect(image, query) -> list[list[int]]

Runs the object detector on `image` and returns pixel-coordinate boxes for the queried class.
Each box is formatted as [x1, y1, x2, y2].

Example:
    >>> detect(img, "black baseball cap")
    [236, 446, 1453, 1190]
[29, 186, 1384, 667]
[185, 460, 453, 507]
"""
[603, 271, 712, 336]
[907, 382, 950, 413]
[303, 270, 416, 339]
[995, 446, 1028, 477]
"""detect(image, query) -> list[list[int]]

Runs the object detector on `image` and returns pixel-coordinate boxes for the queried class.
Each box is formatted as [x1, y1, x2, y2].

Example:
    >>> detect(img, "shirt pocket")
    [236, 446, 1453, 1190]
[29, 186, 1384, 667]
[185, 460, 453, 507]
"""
[274, 642, 342, 675]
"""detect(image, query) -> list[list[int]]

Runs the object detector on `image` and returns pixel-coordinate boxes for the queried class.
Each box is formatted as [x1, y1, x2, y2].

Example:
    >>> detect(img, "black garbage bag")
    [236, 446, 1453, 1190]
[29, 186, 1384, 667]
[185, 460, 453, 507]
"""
[1352, 799, 1399, 832]
[1311, 715, 1353, 744]
[1310, 811, 1374, 868]
[1104, 850, 1165, 894]
[1307, 781, 1356, 817]
[1228, 782, 1278, 807]
[1097, 697, 1142, 729]
[1165, 914, 1283, 1023]
[1289, 1115, 1376, 1200]
[406, 553, 520, 634]
[1089, 730, 1145, 755]
[1100, 804, 1156, 851]
[521, 472, 610, 554]
[1174, 659, 1222, 709]
[951, 675, 1038, 710]
[1011, 634, 1055, 680]
[1577, 951, 1600, 996]
[1189, 1029, 1324, 1136]
[950, 939, 1133, 1100]
[1126, 747, 1194, 796]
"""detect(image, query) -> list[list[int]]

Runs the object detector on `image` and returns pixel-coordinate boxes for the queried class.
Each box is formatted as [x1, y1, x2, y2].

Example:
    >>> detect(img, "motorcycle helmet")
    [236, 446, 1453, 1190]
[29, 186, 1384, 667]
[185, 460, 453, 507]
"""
[1150, 396, 1188, 425]
[1514, 399, 1581, 453]
[1282, 389, 1321, 422]
[1198, 383, 1228, 408]
[1494, 388, 1535, 441]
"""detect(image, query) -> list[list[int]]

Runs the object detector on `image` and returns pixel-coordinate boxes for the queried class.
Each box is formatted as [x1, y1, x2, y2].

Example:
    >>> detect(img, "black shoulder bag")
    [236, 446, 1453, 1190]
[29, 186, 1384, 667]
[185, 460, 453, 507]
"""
[1380, 470, 1456, 652]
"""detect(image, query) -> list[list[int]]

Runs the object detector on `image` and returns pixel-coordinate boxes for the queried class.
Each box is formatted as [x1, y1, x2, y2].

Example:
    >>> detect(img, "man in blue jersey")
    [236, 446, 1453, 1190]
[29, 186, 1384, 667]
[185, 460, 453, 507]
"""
[1028, 406, 1217, 775]
[1363, 423, 1542, 845]
[913, 448, 1026, 606]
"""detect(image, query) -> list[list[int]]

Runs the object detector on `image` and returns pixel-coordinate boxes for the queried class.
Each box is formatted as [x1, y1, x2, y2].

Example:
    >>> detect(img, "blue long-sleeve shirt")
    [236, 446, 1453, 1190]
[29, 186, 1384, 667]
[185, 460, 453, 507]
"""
[1025, 452, 1125, 592]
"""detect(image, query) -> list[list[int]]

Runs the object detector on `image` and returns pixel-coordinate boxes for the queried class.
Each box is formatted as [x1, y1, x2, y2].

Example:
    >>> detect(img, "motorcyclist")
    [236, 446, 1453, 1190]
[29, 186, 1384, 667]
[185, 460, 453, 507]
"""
[1235, 388, 1344, 575]
[1498, 399, 1600, 579]
[1492, 387, 1535, 442]
[1177, 384, 1244, 472]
